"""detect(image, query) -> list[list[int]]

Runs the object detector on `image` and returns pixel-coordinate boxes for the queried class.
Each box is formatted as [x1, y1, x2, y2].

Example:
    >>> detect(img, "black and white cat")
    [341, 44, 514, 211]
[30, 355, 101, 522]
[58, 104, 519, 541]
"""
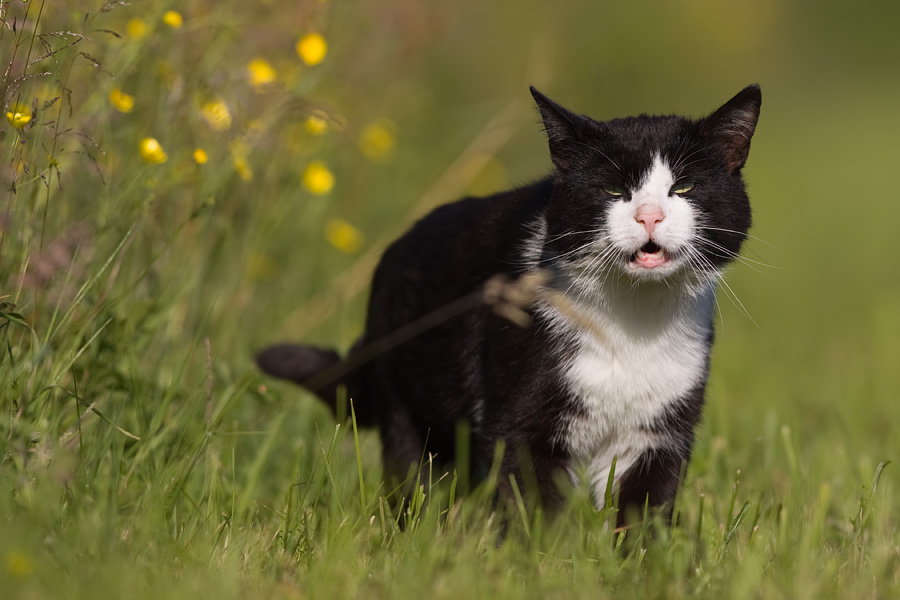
[257, 84, 761, 525]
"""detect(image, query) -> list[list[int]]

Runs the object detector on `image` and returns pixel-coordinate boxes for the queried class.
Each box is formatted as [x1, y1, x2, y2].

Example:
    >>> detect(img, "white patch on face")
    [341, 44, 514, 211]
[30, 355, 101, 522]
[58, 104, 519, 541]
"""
[605, 154, 696, 276]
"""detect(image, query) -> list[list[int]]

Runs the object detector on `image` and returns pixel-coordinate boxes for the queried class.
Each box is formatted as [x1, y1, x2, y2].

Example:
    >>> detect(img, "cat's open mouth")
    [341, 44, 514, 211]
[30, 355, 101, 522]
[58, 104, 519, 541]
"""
[630, 241, 668, 269]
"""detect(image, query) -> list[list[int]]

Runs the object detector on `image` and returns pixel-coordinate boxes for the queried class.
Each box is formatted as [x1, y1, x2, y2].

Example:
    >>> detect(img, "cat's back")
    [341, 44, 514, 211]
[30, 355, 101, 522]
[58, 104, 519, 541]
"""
[367, 178, 553, 331]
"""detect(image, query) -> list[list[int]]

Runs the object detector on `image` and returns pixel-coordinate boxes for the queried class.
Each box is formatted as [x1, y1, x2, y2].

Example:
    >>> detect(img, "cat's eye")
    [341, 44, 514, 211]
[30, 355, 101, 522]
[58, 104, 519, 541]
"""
[670, 182, 695, 195]
[601, 184, 626, 197]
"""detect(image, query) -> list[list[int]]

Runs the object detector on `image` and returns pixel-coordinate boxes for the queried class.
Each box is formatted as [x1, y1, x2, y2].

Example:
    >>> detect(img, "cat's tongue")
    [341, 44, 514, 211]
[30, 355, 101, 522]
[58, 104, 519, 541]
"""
[635, 252, 665, 268]
[635, 245, 667, 268]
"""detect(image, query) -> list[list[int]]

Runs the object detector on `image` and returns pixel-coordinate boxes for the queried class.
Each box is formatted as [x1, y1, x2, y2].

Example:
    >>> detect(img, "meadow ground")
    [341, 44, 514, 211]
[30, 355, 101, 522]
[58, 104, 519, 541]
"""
[2, 1, 899, 598]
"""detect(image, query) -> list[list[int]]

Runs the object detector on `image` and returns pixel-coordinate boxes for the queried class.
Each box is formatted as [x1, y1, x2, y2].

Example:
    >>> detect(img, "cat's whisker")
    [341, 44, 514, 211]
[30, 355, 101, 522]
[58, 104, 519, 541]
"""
[715, 275, 760, 330]
[671, 157, 709, 175]
[680, 248, 727, 331]
[667, 137, 692, 173]
[544, 227, 606, 244]
[691, 238, 746, 260]
[527, 234, 598, 268]
[566, 238, 617, 270]
[669, 145, 706, 174]
[597, 249, 623, 290]
[686, 250, 726, 331]
[695, 226, 777, 250]
[586, 244, 619, 273]
[683, 246, 719, 281]
[569, 140, 623, 174]
[516, 222, 610, 270]
[564, 244, 616, 298]
[692, 236, 775, 272]
[566, 243, 622, 301]
[539, 238, 604, 265]
[586, 247, 623, 299]
[693, 223, 778, 266]
[686, 246, 760, 330]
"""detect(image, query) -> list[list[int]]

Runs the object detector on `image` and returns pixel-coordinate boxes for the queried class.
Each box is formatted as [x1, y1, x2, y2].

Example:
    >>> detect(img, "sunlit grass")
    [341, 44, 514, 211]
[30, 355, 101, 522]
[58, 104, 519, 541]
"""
[2, 0, 899, 598]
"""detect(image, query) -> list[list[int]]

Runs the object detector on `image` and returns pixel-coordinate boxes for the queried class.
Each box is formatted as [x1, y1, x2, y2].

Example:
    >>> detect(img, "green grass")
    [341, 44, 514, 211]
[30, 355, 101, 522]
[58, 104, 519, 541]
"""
[2, 0, 899, 598]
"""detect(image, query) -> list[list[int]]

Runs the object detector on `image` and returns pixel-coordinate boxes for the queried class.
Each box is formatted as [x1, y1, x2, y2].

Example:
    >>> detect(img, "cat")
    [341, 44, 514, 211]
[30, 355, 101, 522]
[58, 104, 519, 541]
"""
[257, 84, 761, 526]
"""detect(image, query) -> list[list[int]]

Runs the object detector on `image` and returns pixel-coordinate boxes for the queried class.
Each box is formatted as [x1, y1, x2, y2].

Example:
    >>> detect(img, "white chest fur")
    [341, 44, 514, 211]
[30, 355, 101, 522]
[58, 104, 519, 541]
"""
[542, 286, 715, 504]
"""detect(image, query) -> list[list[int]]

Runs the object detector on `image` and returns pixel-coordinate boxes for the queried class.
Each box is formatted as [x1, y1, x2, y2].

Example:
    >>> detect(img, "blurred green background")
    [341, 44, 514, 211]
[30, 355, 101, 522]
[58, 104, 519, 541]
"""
[2, 0, 899, 597]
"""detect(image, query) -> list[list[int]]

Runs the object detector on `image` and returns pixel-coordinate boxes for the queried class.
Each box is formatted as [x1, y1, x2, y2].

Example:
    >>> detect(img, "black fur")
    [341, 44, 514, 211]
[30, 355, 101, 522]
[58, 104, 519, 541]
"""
[257, 85, 761, 525]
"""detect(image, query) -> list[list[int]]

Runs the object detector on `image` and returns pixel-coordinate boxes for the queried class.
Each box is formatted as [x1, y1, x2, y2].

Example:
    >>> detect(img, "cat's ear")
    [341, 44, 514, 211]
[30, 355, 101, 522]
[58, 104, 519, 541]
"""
[530, 86, 585, 172]
[700, 84, 762, 173]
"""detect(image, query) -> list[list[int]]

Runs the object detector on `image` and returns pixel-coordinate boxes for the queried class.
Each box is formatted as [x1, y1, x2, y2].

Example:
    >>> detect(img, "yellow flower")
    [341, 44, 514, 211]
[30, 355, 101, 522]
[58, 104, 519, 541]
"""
[5, 551, 34, 578]
[201, 99, 232, 131]
[302, 161, 334, 195]
[304, 114, 329, 135]
[247, 58, 277, 89]
[139, 137, 168, 164]
[162, 11, 183, 29]
[296, 33, 327, 66]
[325, 218, 364, 253]
[358, 120, 396, 162]
[109, 87, 135, 113]
[6, 108, 31, 129]
[126, 18, 149, 39]
[193, 148, 208, 165]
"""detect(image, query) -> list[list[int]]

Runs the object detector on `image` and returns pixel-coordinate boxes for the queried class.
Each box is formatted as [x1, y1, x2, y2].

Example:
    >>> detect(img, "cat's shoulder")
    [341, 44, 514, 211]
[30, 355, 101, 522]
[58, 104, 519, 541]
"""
[416, 178, 552, 235]
[379, 178, 553, 270]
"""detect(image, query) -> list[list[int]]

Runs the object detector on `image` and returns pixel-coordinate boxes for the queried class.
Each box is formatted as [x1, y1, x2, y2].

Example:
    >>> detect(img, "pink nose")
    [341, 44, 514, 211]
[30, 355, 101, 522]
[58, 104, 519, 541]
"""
[635, 206, 664, 236]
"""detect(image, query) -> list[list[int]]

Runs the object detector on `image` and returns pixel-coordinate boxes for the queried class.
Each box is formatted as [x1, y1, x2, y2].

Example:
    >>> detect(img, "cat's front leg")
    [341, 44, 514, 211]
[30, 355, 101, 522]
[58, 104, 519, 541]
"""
[609, 445, 691, 528]
[486, 440, 572, 517]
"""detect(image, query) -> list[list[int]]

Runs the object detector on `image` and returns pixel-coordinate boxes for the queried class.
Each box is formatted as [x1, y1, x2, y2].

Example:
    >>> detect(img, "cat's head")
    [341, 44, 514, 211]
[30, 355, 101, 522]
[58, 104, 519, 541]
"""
[532, 85, 761, 288]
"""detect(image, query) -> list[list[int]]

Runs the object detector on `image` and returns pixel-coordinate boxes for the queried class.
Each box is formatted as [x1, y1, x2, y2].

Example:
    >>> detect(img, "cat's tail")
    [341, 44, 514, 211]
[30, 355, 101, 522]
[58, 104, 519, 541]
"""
[255, 341, 376, 426]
